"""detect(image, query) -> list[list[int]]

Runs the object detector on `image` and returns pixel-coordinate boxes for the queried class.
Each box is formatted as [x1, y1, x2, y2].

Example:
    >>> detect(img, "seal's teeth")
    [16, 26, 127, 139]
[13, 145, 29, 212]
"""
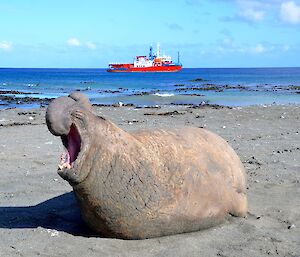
[60, 152, 68, 162]
[59, 159, 65, 167]
[58, 163, 72, 170]
[59, 151, 70, 165]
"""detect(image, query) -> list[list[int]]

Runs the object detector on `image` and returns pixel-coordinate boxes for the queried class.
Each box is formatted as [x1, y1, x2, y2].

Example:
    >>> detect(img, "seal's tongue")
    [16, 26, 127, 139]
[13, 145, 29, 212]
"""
[58, 124, 81, 170]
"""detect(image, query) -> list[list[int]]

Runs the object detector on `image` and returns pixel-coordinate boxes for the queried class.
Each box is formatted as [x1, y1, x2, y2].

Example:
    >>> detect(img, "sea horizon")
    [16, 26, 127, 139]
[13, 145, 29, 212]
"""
[1, 66, 300, 69]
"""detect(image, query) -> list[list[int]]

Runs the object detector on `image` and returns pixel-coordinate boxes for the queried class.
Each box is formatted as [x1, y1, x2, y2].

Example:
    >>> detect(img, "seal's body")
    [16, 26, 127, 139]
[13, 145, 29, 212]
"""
[46, 92, 247, 239]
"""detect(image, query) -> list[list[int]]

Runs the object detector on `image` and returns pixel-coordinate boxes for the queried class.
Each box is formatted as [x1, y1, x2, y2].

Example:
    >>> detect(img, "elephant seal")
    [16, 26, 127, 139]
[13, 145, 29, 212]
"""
[46, 92, 247, 239]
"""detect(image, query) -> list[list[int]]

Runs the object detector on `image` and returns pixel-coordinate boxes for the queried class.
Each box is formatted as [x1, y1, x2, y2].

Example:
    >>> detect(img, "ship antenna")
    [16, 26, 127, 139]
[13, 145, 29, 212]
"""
[157, 42, 160, 57]
[177, 51, 180, 64]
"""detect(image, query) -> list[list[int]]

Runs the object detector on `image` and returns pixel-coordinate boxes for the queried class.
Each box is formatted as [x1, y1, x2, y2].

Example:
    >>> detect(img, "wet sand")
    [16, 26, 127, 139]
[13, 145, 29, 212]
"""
[0, 104, 299, 257]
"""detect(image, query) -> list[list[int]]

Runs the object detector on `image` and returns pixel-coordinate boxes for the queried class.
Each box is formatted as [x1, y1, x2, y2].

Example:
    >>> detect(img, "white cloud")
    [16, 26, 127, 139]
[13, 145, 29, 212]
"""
[217, 36, 246, 53]
[222, 0, 300, 24]
[216, 40, 272, 54]
[0, 41, 13, 51]
[167, 23, 183, 30]
[280, 1, 300, 24]
[215, 31, 295, 55]
[67, 38, 97, 50]
[67, 38, 81, 46]
[251, 43, 266, 53]
[222, 37, 234, 47]
[283, 44, 290, 51]
[86, 42, 97, 50]
[238, 8, 265, 21]
[236, 0, 266, 22]
[185, 0, 201, 5]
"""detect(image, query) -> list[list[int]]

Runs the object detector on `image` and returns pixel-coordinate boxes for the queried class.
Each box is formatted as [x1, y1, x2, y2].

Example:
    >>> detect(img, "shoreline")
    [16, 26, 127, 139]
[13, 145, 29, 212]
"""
[0, 81, 300, 109]
[1, 96, 300, 111]
[0, 103, 299, 256]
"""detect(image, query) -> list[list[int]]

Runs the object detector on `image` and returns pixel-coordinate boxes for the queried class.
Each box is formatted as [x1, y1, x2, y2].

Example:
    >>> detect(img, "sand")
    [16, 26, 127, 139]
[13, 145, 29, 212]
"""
[0, 104, 299, 257]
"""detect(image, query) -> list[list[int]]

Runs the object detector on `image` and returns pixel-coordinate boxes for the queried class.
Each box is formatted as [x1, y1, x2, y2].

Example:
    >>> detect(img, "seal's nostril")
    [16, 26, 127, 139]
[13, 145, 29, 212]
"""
[45, 96, 75, 136]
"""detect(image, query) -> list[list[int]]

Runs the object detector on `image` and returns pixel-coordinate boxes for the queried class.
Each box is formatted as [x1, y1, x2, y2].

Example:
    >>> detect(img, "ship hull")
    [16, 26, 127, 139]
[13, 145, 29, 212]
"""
[107, 65, 182, 73]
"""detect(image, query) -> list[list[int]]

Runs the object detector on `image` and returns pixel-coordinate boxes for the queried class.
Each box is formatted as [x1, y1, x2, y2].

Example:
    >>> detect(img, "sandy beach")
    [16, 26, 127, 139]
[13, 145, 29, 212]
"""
[0, 104, 299, 257]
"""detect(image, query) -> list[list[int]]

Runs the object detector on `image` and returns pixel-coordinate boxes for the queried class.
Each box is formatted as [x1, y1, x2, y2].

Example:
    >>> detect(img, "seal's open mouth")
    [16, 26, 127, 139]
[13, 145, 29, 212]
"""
[58, 124, 81, 170]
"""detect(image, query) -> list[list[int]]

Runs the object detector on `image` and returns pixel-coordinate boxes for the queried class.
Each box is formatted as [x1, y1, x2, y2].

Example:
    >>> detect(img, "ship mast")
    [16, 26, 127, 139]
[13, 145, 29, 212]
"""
[149, 45, 153, 60]
[156, 42, 160, 58]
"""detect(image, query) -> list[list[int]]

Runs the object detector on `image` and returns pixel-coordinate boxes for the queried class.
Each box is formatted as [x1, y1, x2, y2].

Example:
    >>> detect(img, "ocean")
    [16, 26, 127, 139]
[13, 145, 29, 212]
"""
[0, 68, 300, 109]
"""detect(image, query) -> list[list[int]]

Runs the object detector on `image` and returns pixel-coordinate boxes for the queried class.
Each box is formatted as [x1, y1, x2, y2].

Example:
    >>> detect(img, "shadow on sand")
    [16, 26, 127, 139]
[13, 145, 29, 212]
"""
[0, 192, 96, 236]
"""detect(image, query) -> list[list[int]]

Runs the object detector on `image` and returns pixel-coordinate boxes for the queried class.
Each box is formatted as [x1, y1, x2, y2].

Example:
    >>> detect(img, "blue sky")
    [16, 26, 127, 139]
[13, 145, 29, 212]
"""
[0, 0, 300, 68]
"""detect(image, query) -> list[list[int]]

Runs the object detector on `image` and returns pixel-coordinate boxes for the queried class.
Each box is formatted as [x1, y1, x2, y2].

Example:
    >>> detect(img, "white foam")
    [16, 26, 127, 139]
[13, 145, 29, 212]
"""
[153, 93, 174, 97]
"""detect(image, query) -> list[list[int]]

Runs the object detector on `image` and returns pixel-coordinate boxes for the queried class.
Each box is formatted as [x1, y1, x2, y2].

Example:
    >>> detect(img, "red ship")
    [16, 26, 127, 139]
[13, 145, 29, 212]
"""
[107, 43, 182, 72]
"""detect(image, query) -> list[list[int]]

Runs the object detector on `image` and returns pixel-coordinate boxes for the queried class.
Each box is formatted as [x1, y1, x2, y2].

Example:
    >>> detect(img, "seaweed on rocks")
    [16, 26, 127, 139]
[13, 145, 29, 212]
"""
[182, 93, 204, 96]
[98, 89, 123, 94]
[131, 91, 152, 96]
[175, 86, 221, 92]
[290, 85, 300, 90]
[223, 85, 247, 90]
[0, 95, 52, 106]
[188, 103, 232, 109]
[144, 110, 186, 116]
[0, 90, 39, 95]
[134, 106, 161, 109]
[80, 81, 95, 84]
[189, 78, 208, 82]
[76, 87, 91, 91]
[92, 103, 112, 107]
[92, 103, 135, 107]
